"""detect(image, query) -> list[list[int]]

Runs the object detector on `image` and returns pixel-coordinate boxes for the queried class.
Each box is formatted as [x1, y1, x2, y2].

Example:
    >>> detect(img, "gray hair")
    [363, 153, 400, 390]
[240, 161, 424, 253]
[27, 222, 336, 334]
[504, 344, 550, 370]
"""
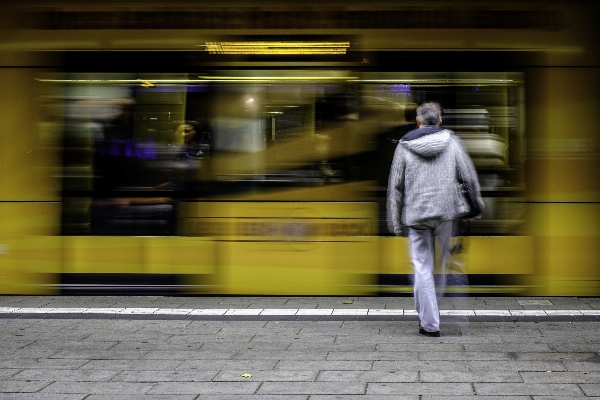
[416, 102, 442, 125]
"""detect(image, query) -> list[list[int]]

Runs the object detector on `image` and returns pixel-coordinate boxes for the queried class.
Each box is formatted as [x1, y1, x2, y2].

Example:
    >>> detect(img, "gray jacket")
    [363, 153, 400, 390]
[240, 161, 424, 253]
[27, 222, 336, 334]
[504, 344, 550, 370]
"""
[387, 127, 483, 236]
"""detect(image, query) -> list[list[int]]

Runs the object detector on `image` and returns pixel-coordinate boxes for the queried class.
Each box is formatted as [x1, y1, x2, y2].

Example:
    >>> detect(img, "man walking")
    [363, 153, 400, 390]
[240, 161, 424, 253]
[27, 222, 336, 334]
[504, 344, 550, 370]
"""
[387, 101, 482, 337]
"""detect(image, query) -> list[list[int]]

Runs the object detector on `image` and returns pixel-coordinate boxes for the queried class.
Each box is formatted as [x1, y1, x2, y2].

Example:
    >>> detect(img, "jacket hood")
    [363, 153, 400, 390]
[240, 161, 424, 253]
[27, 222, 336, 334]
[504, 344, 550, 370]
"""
[400, 128, 452, 157]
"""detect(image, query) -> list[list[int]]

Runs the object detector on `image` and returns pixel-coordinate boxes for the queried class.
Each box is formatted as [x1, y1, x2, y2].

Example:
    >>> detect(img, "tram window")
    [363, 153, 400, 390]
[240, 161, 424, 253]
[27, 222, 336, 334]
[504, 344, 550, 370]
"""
[50, 70, 525, 236]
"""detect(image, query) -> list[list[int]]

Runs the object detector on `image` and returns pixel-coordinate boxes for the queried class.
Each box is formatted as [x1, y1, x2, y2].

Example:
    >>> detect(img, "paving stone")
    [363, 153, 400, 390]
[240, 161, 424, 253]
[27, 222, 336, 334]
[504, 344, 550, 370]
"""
[580, 384, 600, 396]
[288, 343, 377, 352]
[258, 381, 366, 395]
[376, 343, 465, 352]
[4, 331, 89, 341]
[516, 336, 590, 345]
[234, 350, 328, 361]
[510, 352, 597, 361]
[548, 343, 600, 352]
[339, 323, 390, 333]
[367, 382, 474, 395]
[419, 351, 512, 361]
[110, 342, 201, 351]
[317, 370, 417, 382]
[214, 369, 317, 381]
[23, 340, 119, 351]
[0, 358, 88, 369]
[260, 321, 303, 332]
[79, 360, 182, 370]
[176, 360, 278, 371]
[137, 325, 214, 335]
[83, 333, 173, 342]
[41, 381, 155, 395]
[468, 361, 567, 372]
[77, 322, 149, 333]
[51, 349, 150, 360]
[148, 382, 260, 395]
[564, 361, 600, 371]
[113, 370, 220, 382]
[0, 380, 52, 393]
[252, 334, 335, 344]
[297, 323, 345, 332]
[373, 360, 470, 371]
[0, 368, 20, 379]
[0, 298, 53, 307]
[165, 334, 252, 344]
[199, 342, 290, 351]
[483, 299, 523, 307]
[463, 343, 553, 352]
[327, 351, 415, 361]
[521, 371, 600, 383]
[420, 371, 522, 382]
[497, 332, 544, 340]
[143, 350, 237, 360]
[275, 361, 373, 370]
[11, 369, 119, 381]
[211, 322, 267, 330]
[474, 383, 584, 396]
[0, 349, 60, 359]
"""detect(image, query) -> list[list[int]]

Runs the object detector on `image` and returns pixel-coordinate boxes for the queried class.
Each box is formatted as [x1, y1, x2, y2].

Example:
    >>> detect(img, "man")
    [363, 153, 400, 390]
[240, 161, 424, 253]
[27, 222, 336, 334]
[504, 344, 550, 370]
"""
[387, 102, 482, 337]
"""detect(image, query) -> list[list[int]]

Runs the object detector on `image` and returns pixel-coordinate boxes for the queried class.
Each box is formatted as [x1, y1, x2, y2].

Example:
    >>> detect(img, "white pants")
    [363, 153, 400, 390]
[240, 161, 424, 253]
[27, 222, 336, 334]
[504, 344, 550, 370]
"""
[408, 219, 454, 332]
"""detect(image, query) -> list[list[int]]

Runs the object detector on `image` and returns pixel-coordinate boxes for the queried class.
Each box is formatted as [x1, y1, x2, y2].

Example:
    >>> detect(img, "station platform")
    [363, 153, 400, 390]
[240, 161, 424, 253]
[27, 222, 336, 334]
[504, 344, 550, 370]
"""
[0, 295, 599, 399]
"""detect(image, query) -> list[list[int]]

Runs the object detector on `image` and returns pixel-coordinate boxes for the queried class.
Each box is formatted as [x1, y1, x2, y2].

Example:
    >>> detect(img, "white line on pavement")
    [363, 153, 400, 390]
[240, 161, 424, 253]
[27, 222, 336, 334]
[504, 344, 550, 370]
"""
[0, 307, 597, 317]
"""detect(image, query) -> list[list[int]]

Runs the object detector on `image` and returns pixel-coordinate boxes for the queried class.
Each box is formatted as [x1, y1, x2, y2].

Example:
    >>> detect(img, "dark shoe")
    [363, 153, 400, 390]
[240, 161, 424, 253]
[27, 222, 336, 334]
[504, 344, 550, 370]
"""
[419, 324, 440, 337]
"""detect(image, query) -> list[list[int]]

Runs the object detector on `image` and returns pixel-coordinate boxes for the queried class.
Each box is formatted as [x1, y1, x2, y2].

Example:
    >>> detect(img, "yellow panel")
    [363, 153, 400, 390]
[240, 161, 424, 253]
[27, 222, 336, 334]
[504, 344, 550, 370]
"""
[526, 67, 600, 203]
[546, 276, 600, 297]
[463, 236, 535, 275]
[536, 235, 600, 296]
[527, 158, 600, 203]
[221, 241, 325, 295]
[0, 68, 61, 202]
[545, 203, 599, 237]
[0, 202, 61, 236]
[142, 236, 217, 275]
[325, 240, 379, 295]
[221, 240, 377, 295]
[325, 240, 379, 274]
[0, 236, 61, 294]
[527, 203, 600, 295]
[379, 237, 411, 274]
[545, 235, 600, 277]
[63, 236, 144, 274]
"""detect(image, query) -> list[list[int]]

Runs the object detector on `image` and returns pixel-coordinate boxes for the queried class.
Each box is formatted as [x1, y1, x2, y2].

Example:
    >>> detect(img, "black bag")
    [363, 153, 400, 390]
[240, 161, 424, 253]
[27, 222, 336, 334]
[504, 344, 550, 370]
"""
[460, 182, 481, 219]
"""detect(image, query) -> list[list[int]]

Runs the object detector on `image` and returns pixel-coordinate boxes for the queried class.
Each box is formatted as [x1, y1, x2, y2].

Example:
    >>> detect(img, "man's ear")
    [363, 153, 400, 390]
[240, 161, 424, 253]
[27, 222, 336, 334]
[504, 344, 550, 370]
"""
[438, 116, 443, 125]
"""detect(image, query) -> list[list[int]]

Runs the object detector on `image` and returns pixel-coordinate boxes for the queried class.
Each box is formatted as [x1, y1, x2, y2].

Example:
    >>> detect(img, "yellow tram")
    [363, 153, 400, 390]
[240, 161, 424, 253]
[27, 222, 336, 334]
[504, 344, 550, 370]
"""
[0, 1, 598, 296]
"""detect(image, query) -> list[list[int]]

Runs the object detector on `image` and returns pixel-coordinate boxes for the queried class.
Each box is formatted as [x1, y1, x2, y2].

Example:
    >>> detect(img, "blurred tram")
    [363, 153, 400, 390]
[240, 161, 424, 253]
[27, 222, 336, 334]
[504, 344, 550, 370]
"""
[0, 1, 598, 296]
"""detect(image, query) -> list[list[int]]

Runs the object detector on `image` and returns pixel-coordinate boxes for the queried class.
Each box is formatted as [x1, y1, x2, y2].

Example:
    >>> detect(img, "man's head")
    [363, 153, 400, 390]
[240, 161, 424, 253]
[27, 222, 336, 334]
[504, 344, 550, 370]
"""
[416, 102, 443, 126]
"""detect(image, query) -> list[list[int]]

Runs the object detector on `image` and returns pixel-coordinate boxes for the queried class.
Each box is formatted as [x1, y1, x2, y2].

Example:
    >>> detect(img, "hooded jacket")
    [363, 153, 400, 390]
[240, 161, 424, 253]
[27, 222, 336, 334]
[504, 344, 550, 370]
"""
[387, 126, 483, 236]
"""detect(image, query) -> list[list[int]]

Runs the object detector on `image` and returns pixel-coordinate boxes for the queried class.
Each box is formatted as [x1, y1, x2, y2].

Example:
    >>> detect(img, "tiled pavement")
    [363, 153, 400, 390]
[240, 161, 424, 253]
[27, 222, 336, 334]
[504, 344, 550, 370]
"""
[0, 295, 599, 399]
